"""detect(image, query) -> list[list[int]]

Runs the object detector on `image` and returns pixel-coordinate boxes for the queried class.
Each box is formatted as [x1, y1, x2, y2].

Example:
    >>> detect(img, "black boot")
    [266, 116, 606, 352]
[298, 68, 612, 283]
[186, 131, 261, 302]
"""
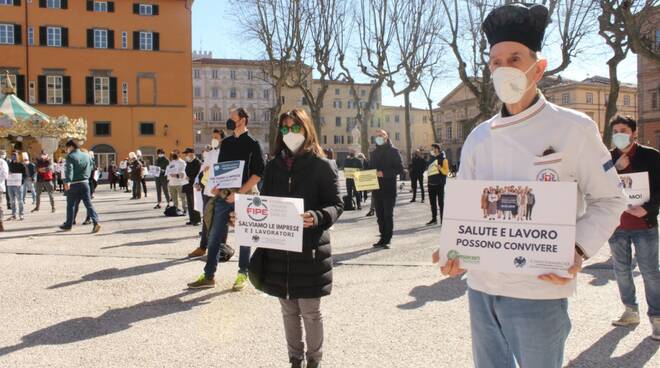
[426, 218, 437, 226]
[307, 360, 320, 368]
[290, 357, 306, 368]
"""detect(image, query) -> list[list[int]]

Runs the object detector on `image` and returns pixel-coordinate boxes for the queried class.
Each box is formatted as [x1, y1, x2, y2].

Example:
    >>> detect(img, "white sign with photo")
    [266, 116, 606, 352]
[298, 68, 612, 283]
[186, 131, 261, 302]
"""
[7, 173, 22, 187]
[148, 165, 161, 177]
[235, 194, 305, 253]
[618, 172, 650, 208]
[438, 180, 578, 277]
[208, 160, 244, 189]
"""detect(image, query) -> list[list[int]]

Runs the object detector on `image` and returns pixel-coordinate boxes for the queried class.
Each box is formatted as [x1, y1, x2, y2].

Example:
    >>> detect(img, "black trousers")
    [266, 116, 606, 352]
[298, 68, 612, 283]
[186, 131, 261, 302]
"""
[200, 194, 212, 249]
[141, 178, 148, 197]
[428, 184, 445, 222]
[155, 176, 170, 203]
[185, 189, 201, 224]
[374, 195, 396, 242]
[345, 179, 362, 208]
[411, 175, 424, 201]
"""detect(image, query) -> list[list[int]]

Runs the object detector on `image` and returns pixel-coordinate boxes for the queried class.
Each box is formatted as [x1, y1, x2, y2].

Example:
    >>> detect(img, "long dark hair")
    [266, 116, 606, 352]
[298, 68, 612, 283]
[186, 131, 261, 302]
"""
[272, 109, 325, 158]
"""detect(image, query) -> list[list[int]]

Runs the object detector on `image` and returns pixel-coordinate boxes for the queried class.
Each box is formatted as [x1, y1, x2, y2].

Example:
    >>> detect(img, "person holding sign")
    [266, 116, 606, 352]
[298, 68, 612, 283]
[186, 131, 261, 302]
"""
[6, 152, 27, 221]
[246, 108, 343, 368]
[0, 150, 8, 231]
[607, 116, 660, 340]
[426, 143, 449, 225]
[343, 150, 364, 210]
[434, 4, 626, 368]
[370, 129, 403, 248]
[187, 107, 265, 291]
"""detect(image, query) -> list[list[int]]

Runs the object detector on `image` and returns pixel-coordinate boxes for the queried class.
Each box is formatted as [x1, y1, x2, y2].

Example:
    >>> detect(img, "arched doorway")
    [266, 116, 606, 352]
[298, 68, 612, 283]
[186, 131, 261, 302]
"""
[91, 144, 116, 175]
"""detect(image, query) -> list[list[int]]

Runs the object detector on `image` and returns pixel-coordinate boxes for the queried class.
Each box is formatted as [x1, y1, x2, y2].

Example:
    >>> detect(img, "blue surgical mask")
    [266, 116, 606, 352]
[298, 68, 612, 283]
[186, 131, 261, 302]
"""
[375, 137, 385, 146]
[612, 133, 631, 150]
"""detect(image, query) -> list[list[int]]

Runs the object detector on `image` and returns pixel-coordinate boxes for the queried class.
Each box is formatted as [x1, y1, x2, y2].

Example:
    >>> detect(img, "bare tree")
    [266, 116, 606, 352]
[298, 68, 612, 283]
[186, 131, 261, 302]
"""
[387, 0, 444, 161]
[234, 0, 308, 148]
[419, 59, 446, 144]
[336, 0, 403, 155]
[439, 0, 597, 134]
[619, 0, 660, 64]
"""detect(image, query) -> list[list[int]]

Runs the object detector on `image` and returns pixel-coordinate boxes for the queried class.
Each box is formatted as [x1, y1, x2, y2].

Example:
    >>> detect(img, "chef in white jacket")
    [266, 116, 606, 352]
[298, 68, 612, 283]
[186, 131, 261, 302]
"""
[434, 4, 627, 368]
[0, 150, 9, 231]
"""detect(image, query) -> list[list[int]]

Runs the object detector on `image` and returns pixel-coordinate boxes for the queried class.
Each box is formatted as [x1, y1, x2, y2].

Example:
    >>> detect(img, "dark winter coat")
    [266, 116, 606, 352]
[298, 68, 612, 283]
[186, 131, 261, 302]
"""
[183, 158, 201, 193]
[249, 152, 343, 299]
[369, 142, 404, 199]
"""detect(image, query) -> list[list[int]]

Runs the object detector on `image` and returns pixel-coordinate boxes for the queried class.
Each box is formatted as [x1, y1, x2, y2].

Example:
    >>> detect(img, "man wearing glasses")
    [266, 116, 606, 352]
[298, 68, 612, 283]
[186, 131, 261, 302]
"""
[188, 107, 265, 291]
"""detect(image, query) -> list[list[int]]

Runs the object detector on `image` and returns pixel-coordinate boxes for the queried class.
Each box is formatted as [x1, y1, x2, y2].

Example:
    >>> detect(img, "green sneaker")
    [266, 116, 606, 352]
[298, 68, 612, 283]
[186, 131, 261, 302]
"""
[232, 272, 249, 291]
[187, 274, 215, 289]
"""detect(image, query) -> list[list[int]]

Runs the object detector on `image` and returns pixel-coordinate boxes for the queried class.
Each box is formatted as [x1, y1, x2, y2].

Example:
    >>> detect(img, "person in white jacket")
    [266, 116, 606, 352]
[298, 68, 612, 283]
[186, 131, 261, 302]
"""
[0, 150, 9, 231]
[166, 152, 188, 213]
[433, 4, 626, 368]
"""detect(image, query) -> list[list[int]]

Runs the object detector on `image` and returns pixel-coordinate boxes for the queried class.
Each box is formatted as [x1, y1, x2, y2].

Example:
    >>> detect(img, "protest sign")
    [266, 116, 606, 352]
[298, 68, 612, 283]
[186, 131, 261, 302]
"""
[618, 172, 650, 208]
[427, 160, 439, 176]
[148, 165, 161, 177]
[354, 169, 380, 191]
[344, 167, 359, 179]
[7, 173, 22, 187]
[438, 180, 577, 276]
[235, 194, 304, 252]
[208, 160, 244, 189]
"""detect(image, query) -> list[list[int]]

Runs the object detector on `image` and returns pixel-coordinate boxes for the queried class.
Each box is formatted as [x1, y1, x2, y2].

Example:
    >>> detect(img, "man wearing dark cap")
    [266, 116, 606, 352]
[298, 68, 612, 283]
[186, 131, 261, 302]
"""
[188, 107, 264, 291]
[435, 4, 626, 367]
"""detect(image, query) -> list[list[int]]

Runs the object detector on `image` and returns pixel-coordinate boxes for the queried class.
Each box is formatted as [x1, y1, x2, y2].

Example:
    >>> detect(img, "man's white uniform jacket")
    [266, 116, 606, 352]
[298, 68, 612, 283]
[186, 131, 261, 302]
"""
[458, 93, 626, 299]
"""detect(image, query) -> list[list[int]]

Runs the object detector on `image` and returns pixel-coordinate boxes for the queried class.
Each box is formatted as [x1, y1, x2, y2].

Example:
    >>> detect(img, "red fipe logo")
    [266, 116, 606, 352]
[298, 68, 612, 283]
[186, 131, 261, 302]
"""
[247, 197, 269, 221]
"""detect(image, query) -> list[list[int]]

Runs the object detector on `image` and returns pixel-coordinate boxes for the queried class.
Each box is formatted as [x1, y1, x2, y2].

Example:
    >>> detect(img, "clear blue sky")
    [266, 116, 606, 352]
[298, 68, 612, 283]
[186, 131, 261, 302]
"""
[192, 0, 638, 109]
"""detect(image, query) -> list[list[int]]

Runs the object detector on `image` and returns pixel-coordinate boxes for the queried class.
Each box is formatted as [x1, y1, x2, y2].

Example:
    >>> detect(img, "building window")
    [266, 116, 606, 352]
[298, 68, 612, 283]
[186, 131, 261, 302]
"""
[94, 29, 108, 48]
[561, 93, 570, 105]
[335, 117, 341, 127]
[334, 135, 340, 144]
[394, 115, 400, 123]
[347, 101, 352, 109]
[194, 111, 204, 121]
[94, 121, 111, 136]
[47, 0, 62, 8]
[28, 27, 34, 46]
[94, 77, 110, 105]
[211, 87, 219, 98]
[623, 95, 630, 106]
[95, 1, 108, 11]
[230, 88, 237, 98]
[323, 135, 327, 144]
[652, 92, 658, 110]
[385, 115, 390, 123]
[46, 75, 63, 105]
[247, 88, 254, 99]
[230, 70, 236, 80]
[281, 96, 285, 104]
[446, 125, 452, 141]
[586, 92, 593, 104]
[335, 88, 340, 95]
[361, 90, 367, 97]
[0, 24, 15, 45]
[47, 27, 62, 47]
[656, 29, 660, 49]
[0, 0, 13, 4]
[212, 110, 221, 121]
[139, 31, 153, 51]
[212, 70, 219, 79]
[247, 71, 253, 80]
[194, 87, 201, 97]
[121, 31, 127, 48]
[139, 4, 153, 15]
[122, 82, 128, 104]
[139, 122, 155, 135]
[395, 132, 401, 141]
[193, 69, 200, 79]
[263, 89, 270, 99]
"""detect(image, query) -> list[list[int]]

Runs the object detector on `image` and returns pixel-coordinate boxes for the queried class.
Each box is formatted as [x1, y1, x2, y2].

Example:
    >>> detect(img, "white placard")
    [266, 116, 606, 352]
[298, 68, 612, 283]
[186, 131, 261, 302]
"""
[148, 165, 161, 177]
[438, 180, 577, 277]
[194, 189, 204, 214]
[208, 160, 244, 189]
[235, 194, 304, 253]
[7, 173, 22, 186]
[618, 172, 650, 208]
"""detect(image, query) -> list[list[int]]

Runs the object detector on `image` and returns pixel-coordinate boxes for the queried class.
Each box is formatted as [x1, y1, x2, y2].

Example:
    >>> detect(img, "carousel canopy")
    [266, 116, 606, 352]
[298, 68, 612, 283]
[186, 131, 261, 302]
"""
[0, 93, 50, 128]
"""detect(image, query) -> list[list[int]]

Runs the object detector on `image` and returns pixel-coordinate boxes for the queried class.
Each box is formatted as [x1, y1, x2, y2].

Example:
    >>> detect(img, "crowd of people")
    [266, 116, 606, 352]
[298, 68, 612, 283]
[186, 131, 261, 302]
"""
[0, 4, 659, 367]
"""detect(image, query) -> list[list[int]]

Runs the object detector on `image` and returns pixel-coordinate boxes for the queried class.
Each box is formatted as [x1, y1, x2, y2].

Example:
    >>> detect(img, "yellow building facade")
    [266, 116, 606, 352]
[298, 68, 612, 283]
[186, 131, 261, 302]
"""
[0, 0, 194, 168]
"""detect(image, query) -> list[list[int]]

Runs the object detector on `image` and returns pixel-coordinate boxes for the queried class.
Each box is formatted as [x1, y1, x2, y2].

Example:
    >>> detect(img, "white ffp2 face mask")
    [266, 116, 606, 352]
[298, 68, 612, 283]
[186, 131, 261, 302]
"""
[612, 133, 632, 150]
[211, 138, 220, 149]
[492, 61, 538, 105]
[283, 133, 305, 153]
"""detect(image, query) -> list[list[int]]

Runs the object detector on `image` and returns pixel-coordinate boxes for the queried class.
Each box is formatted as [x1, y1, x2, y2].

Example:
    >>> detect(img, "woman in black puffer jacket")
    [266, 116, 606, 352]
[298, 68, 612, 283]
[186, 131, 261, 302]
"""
[248, 108, 343, 368]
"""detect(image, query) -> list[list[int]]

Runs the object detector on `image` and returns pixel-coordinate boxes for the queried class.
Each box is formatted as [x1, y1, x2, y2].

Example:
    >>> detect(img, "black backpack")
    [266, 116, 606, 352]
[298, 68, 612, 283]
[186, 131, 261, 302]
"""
[164, 206, 184, 217]
[343, 195, 355, 211]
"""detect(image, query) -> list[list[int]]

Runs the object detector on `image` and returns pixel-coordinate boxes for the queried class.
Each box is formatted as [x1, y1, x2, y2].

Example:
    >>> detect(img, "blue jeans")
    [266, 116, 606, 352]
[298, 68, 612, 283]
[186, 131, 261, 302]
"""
[65, 182, 99, 227]
[204, 197, 250, 279]
[468, 288, 571, 368]
[7, 186, 24, 217]
[23, 180, 36, 204]
[608, 227, 660, 318]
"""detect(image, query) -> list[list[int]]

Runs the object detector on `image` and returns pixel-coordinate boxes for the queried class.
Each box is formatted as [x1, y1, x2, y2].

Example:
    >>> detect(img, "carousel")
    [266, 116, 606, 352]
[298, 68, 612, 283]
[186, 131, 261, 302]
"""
[0, 72, 87, 160]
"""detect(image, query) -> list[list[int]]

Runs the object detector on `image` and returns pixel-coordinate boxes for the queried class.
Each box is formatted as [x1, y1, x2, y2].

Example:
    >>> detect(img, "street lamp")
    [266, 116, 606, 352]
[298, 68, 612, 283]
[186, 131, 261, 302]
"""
[163, 124, 169, 136]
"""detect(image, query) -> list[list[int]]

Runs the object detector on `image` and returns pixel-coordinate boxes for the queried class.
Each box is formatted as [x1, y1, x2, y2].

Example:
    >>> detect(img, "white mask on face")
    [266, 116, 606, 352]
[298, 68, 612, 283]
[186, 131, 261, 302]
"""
[492, 61, 538, 104]
[211, 138, 220, 149]
[612, 133, 632, 150]
[283, 133, 305, 153]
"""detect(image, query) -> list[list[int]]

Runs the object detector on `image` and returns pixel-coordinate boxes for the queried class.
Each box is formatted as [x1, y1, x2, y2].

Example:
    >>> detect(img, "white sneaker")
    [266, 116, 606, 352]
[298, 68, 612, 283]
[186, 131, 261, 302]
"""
[612, 306, 640, 326]
[19, 215, 24, 221]
[652, 317, 660, 341]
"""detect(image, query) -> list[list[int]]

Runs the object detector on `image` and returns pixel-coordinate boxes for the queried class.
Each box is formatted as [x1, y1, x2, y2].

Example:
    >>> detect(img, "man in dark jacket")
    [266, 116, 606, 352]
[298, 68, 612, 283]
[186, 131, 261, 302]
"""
[607, 116, 660, 340]
[427, 143, 449, 225]
[410, 149, 427, 203]
[183, 147, 202, 225]
[370, 129, 403, 248]
[344, 150, 364, 210]
[128, 153, 143, 199]
[154, 148, 170, 209]
[7, 152, 28, 220]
